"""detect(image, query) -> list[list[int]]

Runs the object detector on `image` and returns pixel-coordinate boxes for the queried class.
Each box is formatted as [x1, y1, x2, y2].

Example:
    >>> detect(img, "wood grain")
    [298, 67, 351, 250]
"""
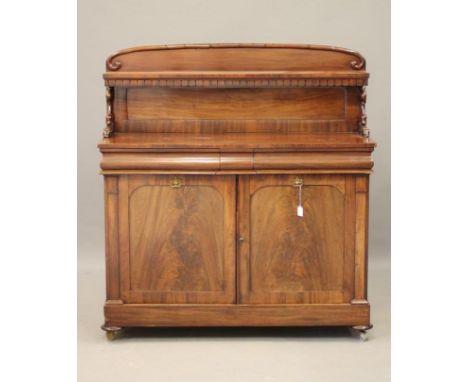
[117, 86, 359, 134]
[100, 151, 373, 172]
[354, 175, 370, 301]
[99, 132, 376, 151]
[104, 176, 120, 301]
[99, 133, 375, 173]
[239, 175, 355, 304]
[129, 187, 224, 292]
[126, 88, 345, 120]
[121, 119, 353, 134]
[105, 44, 367, 72]
[250, 185, 344, 295]
[119, 175, 236, 304]
[104, 303, 370, 327]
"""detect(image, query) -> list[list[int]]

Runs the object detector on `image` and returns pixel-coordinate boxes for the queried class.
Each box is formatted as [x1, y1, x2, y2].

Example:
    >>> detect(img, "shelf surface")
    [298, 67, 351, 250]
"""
[99, 132, 376, 152]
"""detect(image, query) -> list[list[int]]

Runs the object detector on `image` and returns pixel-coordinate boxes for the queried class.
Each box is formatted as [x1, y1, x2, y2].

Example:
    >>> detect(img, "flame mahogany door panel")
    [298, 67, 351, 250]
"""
[118, 175, 236, 304]
[238, 175, 356, 304]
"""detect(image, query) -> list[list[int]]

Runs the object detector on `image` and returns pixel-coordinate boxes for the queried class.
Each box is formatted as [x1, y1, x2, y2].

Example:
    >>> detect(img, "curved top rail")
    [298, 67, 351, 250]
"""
[105, 43, 366, 72]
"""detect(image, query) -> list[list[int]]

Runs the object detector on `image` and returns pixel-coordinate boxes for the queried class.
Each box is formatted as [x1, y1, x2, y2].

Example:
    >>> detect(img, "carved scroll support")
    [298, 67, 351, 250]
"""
[103, 86, 114, 138]
[359, 86, 369, 138]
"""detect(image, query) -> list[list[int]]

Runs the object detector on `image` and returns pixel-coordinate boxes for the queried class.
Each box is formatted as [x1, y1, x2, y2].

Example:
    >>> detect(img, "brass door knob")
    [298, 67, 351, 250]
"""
[169, 176, 183, 189]
[292, 177, 303, 187]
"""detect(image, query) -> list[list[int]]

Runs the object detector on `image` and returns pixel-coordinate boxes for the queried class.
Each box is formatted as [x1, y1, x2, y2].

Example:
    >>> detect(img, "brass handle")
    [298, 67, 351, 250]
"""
[238, 236, 245, 243]
[292, 176, 303, 187]
[169, 176, 183, 189]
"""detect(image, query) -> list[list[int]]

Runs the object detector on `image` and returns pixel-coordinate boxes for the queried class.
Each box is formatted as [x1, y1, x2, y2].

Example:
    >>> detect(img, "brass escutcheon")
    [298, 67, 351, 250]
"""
[169, 176, 183, 189]
[292, 176, 303, 187]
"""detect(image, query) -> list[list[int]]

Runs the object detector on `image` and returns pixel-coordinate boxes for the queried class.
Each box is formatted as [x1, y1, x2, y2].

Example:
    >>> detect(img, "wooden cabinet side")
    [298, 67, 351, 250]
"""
[104, 175, 122, 304]
[352, 174, 370, 305]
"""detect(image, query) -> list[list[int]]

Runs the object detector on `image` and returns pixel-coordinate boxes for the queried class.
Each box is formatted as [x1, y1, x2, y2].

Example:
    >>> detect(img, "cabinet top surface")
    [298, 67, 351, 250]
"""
[99, 133, 375, 152]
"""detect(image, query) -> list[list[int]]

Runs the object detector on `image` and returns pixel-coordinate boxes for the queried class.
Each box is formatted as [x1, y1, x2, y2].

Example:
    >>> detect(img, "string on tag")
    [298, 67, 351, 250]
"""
[297, 183, 304, 217]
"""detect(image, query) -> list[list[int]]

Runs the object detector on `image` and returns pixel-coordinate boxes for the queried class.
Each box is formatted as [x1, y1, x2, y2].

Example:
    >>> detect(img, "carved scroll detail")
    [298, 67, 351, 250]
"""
[107, 60, 122, 71]
[350, 59, 365, 70]
[103, 86, 114, 138]
[359, 86, 369, 138]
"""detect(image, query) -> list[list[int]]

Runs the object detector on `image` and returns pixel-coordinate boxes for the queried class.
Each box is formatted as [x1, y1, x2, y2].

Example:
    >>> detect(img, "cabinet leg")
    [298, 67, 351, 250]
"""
[350, 324, 373, 341]
[101, 325, 123, 341]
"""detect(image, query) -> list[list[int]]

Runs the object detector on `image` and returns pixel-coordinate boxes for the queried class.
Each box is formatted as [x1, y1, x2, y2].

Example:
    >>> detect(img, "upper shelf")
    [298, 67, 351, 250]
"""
[101, 44, 371, 139]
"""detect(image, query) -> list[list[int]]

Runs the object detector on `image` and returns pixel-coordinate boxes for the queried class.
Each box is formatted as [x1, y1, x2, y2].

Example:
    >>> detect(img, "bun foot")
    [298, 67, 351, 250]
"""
[350, 324, 373, 341]
[101, 325, 123, 341]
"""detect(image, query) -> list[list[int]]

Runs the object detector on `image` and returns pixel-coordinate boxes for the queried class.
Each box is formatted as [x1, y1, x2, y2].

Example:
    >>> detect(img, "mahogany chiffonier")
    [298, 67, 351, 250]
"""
[98, 44, 376, 340]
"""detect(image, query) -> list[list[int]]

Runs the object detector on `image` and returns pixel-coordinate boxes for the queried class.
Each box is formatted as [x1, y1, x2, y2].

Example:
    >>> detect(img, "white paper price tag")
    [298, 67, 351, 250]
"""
[297, 205, 304, 217]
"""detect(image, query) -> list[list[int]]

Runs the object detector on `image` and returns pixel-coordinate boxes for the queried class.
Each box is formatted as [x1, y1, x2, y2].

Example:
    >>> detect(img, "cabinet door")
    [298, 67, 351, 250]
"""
[238, 175, 355, 304]
[118, 175, 236, 304]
